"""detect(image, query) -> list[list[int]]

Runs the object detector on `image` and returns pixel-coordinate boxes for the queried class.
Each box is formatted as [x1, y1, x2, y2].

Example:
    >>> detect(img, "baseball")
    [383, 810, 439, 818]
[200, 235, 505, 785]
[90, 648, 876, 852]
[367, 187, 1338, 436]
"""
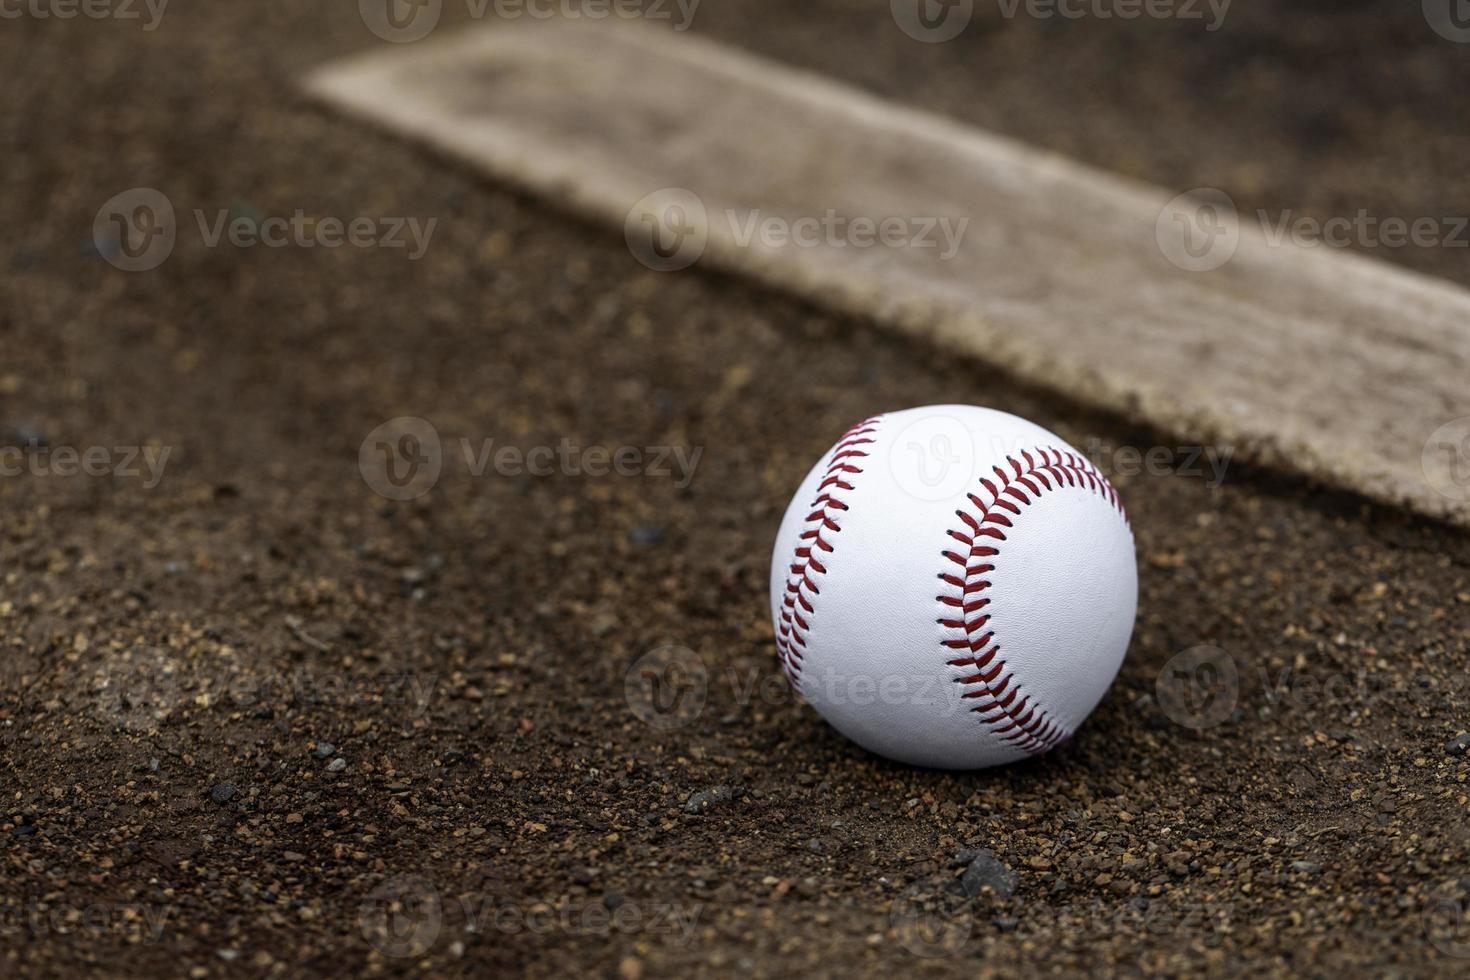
[770, 405, 1137, 769]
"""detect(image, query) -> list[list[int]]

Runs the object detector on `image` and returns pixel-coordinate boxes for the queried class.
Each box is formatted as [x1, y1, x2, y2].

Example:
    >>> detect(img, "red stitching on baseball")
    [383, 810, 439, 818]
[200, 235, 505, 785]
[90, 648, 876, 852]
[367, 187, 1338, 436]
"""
[939, 447, 1128, 756]
[776, 416, 882, 685]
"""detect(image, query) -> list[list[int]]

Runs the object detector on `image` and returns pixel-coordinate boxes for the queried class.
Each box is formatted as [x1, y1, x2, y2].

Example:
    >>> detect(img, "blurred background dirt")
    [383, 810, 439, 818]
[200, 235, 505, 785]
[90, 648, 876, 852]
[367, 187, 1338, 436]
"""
[3, 1, 1470, 976]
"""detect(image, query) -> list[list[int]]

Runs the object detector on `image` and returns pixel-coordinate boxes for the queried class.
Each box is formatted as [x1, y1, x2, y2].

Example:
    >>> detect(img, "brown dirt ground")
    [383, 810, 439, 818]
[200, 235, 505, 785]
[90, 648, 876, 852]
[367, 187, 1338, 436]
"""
[4, 1, 1470, 977]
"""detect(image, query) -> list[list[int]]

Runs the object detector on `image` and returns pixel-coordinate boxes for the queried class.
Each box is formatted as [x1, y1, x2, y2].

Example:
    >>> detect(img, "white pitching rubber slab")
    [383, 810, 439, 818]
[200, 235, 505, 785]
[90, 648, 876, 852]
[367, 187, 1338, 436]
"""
[304, 19, 1470, 526]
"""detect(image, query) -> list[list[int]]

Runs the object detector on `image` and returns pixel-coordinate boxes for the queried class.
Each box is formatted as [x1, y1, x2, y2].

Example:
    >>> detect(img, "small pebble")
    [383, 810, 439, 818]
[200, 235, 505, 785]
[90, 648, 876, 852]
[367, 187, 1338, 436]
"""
[683, 786, 734, 814]
[210, 783, 237, 805]
[2, 424, 46, 448]
[958, 849, 1018, 899]
[628, 527, 665, 548]
[326, 758, 347, 773]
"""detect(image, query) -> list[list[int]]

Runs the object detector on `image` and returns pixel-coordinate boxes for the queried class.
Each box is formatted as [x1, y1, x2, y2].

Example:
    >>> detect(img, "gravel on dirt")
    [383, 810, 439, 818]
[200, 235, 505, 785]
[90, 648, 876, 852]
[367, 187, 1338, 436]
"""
[3, 2, 1469, 977]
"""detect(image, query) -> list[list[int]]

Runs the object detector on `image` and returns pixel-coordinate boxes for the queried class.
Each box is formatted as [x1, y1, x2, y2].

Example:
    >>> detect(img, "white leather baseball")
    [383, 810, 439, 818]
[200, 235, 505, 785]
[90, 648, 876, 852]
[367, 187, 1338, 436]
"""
[770, 405, 1136, 769]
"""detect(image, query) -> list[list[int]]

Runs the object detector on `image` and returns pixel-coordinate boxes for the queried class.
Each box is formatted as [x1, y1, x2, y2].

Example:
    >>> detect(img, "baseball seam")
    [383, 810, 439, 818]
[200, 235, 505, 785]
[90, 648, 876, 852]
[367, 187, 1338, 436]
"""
[775, 416, 883, 686]
[938, 447, 1128, 755]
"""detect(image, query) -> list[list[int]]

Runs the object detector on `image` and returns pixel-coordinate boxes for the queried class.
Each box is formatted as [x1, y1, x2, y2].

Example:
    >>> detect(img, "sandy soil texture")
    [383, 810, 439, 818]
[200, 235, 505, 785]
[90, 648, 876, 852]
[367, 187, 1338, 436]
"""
[3, 1, 1470, 977]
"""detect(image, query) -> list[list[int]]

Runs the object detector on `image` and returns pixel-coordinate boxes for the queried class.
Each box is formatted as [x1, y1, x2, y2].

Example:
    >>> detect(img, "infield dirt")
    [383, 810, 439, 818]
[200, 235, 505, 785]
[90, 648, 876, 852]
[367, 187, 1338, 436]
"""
[4, 2, 1470, 977]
